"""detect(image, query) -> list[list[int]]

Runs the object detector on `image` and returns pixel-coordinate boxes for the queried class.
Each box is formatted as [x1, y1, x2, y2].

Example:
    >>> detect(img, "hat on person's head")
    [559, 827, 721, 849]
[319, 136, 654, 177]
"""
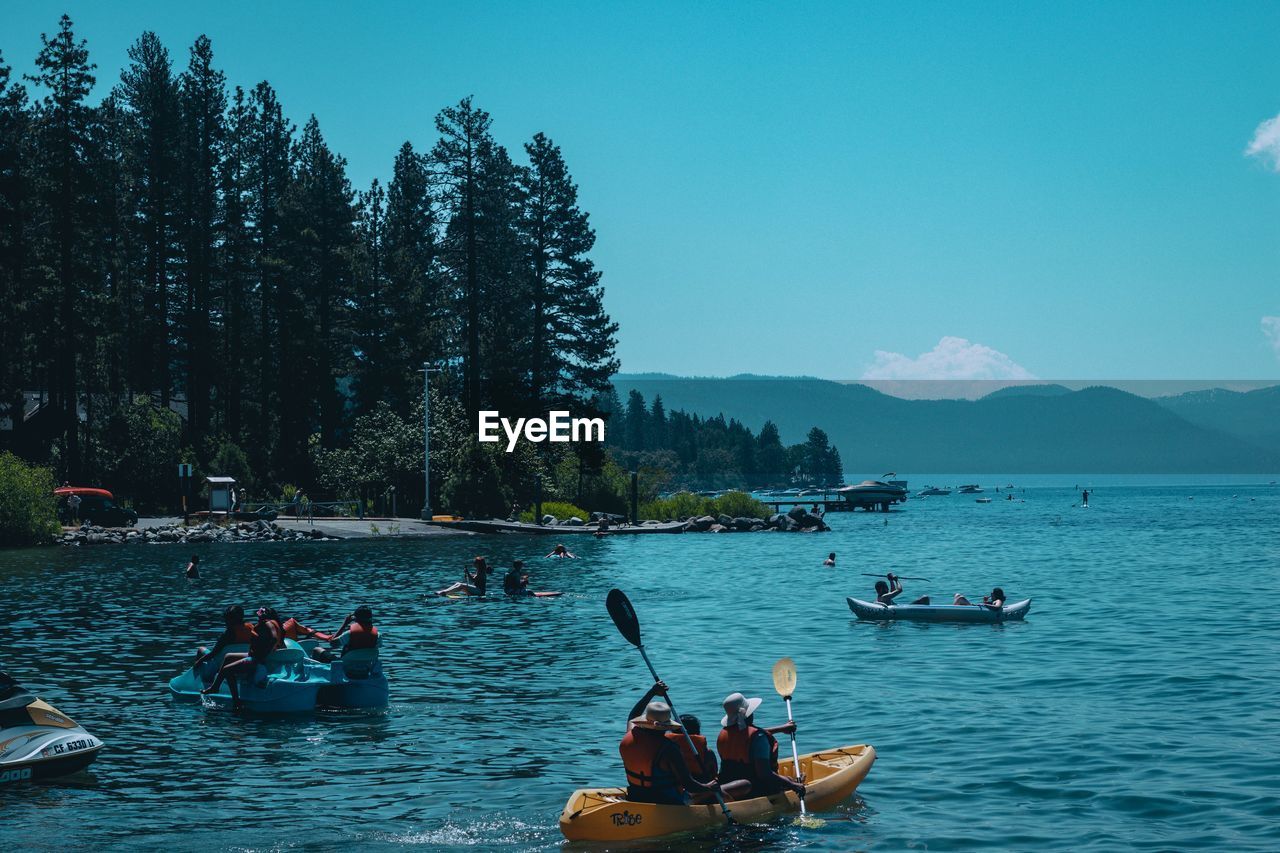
[630, 700, 683, 730]
[721, 692, 763, 728]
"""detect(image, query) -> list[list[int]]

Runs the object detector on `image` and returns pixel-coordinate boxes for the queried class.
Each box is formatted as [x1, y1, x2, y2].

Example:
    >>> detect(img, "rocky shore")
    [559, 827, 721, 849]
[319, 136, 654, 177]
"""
[60, 520, 338, 546]
[536, 505, 831, 533]
[680, 505, 830, 532]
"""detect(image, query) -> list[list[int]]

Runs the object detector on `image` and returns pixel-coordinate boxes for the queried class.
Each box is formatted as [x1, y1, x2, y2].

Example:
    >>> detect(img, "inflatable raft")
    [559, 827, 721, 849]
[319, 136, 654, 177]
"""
[558, 744, 875, 842]
[847, 597, 1031, 623]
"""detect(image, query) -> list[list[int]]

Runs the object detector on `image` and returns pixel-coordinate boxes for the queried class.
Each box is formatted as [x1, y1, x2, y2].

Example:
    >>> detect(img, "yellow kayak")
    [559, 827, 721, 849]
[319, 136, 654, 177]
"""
[558, 743, 875, 842]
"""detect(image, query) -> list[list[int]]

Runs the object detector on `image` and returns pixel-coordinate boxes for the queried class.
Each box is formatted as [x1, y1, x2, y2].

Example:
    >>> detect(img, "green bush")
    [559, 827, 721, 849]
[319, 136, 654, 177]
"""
[708, 490, 771, 519]
[520, 500, 591, 523]
[0, 452, 61, 546]
[639, 490, 708, 521]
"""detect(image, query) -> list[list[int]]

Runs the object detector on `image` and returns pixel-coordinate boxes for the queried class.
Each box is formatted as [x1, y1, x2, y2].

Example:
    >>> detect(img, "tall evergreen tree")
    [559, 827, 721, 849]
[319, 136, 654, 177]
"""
[517, 132, 618, 407]
[244, 81, 293, 477]
[26, 14, 97, 478]
[117, 31, 180, 406]
[625, 389, 648, 452]
[383, 141, 441, 411]
[283, 115, 355, 452]
[176, 35, 226, 439]
[0, 52, 32, 433]
[351, 178, 388, 414]
[432, 97, 493, 417]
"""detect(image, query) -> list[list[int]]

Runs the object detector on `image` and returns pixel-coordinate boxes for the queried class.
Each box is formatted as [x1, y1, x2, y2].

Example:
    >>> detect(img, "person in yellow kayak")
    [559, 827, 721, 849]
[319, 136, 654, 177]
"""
[716, 692, 806, 800]
[621, 682, 725, 805]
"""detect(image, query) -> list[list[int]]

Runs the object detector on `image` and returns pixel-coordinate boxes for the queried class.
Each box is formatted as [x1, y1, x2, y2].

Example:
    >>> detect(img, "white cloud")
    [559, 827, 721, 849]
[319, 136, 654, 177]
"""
[1264, 316, 1280, 358]
[1245, 113, 1280, 171]
[862, 336, 1035, 380]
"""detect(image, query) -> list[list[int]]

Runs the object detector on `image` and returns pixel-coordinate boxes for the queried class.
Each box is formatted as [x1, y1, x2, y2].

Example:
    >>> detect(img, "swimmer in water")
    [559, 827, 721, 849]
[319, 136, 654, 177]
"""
[546, 544, 577, 559]
[823, 552, 836, 567]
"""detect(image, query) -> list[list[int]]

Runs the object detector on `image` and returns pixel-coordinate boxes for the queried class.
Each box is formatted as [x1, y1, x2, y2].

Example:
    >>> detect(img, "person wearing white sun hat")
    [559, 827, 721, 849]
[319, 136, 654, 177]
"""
[716, 691, 806, 799]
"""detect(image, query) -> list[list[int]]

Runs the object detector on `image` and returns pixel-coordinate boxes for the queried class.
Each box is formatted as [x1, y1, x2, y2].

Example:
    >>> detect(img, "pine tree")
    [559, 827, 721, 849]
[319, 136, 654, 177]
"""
[283, 115, 356, 452]
[517, 132, 618, 407]
[0, 51, 32, 434]
[244, 81, 293, 477]
[26, 14, 97, 478]
[219, 85, 255, 445]
[352, 178, 388, 414]
[625, 389, 648, 452]
[432, 97, 493, 416]
[384, 141, 441, 411]
[117, 31, 180, 407]
[176, 35, 226, 439]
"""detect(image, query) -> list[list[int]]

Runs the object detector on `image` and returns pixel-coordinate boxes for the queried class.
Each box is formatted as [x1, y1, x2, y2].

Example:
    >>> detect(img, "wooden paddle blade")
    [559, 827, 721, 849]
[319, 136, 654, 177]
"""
[606, 588, 643, 647]
[772, 657, 797, 698]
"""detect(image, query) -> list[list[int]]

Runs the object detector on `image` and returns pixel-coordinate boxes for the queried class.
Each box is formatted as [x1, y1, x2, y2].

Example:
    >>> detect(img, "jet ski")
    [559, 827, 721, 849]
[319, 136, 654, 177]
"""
[0, 670, 103, 785]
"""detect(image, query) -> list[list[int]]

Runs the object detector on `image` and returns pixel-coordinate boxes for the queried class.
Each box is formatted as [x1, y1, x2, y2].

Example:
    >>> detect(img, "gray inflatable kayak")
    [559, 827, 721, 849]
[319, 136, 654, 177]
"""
[847, 597, 1031, 623]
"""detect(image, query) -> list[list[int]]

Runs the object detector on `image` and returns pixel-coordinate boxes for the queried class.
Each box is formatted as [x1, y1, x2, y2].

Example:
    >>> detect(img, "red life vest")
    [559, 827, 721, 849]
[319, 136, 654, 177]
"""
[620, 728, 684, 803]
[716, 725, 779, 786]
[666, 731, 715, 782]
[346, 621, 378, 649]
[231, 622, 255, 643]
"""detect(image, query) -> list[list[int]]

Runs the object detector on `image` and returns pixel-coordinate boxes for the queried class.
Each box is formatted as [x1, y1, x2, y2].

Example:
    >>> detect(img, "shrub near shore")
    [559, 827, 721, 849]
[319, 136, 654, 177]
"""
[640, 490, 771, 522]
[0, 452, 61, 546]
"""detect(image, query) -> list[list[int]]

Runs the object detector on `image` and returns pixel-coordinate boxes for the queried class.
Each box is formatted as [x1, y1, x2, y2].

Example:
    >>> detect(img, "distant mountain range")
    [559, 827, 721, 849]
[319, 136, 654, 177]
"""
[610, 375, 1280, 473]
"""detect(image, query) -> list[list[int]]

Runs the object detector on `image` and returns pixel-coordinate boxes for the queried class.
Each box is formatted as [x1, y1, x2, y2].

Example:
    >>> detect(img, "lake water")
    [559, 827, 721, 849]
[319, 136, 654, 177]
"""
[3, 476, 1279, 851]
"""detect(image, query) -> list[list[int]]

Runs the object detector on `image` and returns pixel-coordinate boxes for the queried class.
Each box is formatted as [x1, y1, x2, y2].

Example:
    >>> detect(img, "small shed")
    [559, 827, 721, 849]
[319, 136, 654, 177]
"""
[206, 476, 237, 514]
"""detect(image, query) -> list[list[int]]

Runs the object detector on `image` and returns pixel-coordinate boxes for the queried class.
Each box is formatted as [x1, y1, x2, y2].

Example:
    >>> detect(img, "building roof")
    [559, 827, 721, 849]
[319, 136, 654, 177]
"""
[205, 476, 237, 484]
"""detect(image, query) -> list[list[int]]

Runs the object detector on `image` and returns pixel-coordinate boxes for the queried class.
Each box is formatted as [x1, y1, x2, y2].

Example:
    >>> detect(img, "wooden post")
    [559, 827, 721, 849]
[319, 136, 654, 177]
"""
[630, 471, 639, 526]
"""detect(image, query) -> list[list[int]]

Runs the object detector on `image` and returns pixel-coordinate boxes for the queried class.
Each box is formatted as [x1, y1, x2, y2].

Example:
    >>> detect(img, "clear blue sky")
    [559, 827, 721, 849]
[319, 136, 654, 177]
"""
[6, 1, 1280, 379]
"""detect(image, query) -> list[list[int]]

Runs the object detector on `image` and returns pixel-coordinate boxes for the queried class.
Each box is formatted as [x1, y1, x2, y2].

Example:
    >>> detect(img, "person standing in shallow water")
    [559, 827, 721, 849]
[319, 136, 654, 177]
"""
[823, 552, 836, 567]
[184, 555, 200, 578]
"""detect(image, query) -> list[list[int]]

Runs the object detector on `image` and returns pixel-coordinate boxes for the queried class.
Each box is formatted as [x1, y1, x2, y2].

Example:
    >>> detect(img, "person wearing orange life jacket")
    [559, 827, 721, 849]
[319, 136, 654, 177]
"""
[331, 605, 379, 656]
[671, 714, 718, 784]
[716, 692, 806, 799]
[201, 607, 282, 711]
[192, 605, 255, 671]
[620, 682, 724, 806]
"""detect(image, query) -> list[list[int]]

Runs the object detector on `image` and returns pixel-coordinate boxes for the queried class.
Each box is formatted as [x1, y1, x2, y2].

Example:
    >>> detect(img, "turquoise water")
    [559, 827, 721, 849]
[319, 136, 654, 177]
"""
[2, 477, 1279, 851]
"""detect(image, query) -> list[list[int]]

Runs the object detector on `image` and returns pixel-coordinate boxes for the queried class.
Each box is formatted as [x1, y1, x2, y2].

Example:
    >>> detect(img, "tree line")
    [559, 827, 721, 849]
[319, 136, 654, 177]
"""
[602, 388, 845, 490]
[0, 16, 617, 510]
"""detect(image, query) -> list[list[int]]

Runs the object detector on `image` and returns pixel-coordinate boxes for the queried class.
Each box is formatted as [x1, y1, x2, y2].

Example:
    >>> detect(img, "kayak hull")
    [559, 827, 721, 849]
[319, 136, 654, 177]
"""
[848, 597, 1031, 623]
[559, 744, 875, 842]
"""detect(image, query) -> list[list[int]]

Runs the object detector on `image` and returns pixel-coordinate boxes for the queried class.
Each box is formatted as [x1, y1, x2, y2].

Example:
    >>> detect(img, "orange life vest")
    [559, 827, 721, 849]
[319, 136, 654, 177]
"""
[231, 622, 255, 643]
[717, 725, 779, 786]
[620, 728, 684, 803]
[667, 731, 715, 782]
[346, 621, 378, 649]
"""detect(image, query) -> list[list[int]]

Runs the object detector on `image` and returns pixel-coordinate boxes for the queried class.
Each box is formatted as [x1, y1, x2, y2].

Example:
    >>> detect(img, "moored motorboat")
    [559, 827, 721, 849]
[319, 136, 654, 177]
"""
[838, 480, 908, 511]
[847, 597, 1030, 623]
[0, 671, 104, 785]
[917, 486, 951, 496]
[558, 744, 875, 842]
[957, 484, 983, 494]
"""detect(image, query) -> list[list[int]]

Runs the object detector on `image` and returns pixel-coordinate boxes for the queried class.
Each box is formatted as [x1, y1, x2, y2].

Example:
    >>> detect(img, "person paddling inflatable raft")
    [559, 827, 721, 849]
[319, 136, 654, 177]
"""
[435, 557, 492, 597]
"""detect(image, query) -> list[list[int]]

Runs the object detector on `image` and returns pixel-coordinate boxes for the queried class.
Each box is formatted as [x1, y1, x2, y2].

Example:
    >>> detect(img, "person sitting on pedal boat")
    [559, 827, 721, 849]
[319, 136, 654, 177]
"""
[192, 605, 254, 670]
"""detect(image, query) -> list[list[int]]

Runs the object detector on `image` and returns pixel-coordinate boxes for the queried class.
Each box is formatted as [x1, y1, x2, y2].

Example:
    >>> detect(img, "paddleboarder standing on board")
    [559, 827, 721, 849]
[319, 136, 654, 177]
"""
[1082, 489, 1090, 507]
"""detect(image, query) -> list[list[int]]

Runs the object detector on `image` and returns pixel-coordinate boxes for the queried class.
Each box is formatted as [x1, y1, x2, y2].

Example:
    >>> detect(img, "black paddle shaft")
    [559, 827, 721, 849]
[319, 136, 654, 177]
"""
[605, 588, 734, 822]
[860, 573, 931, 581]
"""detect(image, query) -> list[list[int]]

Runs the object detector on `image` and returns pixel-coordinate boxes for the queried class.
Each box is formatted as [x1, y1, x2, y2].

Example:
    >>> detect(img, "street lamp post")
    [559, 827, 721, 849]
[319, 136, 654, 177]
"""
[420, 363, 440, 520]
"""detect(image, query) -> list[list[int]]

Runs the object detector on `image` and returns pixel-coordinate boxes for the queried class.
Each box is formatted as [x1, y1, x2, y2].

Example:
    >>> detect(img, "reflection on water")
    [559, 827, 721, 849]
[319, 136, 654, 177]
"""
[2, 478, 1279, 851]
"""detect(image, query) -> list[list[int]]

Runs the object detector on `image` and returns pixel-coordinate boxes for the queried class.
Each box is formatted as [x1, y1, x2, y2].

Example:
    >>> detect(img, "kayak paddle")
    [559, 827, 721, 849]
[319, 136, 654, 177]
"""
[771, 657, 842, 827]
[860, 573, 931, 582]
[605, 588, 734, 824]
